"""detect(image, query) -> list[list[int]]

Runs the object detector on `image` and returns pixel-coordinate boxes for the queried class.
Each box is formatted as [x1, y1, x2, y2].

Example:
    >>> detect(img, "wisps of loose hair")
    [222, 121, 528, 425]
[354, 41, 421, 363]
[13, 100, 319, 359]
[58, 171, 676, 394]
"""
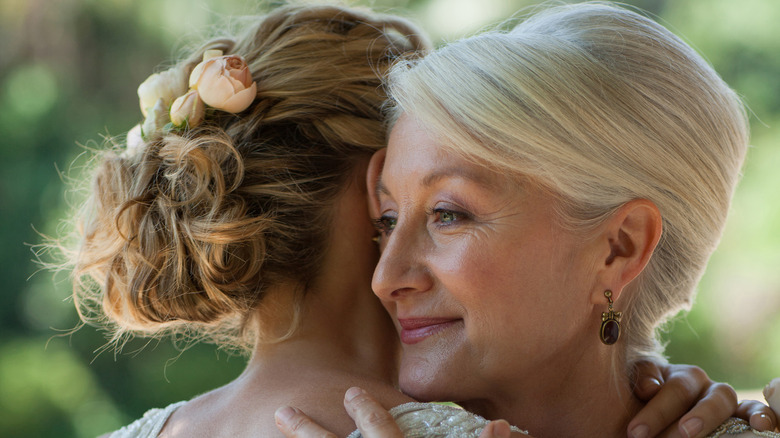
[53, 3, 429, 353]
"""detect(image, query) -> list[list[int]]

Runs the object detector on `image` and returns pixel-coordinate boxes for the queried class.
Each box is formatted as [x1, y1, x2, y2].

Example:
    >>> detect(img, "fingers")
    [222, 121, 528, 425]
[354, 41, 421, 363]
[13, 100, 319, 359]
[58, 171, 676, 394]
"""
[275, 406, 338, 438]
[628, 363, 703, 438]
[480, 420, 512, 438]
[628, 363, 732, 438]
[736, 400, 778, 431]
[672, 382, 738, 438]
[479, 420, 534, 438]
[343, 387, 403, 438]
[633, 360, 665, 401]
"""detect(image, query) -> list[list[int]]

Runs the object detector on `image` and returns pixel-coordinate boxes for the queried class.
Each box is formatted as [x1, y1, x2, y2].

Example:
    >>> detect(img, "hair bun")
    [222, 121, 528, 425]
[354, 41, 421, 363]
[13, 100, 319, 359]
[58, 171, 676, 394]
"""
[97, 129, 271, 336]
[64, 4, 429, 350]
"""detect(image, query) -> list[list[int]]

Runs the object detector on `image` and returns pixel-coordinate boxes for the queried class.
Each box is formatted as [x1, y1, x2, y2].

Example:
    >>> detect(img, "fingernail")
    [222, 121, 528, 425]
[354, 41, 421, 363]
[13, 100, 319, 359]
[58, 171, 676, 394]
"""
[275, 406, 296, 423]
[765, 413, 778, 430]
[345, 387, 364, 402]
[764, 382, 775, 399]
[681, 417, 702, 438]
[629, 424, 649, 438]
[642, 377, 661, 392]
[493, 420, 511, 438]
[751, 413, 772, 431]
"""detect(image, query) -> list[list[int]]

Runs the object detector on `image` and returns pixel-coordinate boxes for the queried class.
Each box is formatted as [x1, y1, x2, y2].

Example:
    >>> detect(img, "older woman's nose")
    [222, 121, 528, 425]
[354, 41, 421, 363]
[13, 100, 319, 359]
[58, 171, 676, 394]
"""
[372, 224, 432, 302]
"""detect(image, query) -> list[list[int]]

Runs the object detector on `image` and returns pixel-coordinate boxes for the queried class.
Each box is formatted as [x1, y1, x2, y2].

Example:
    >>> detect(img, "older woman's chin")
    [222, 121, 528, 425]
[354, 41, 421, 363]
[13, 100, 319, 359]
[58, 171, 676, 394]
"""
[397, 360, 458, 402]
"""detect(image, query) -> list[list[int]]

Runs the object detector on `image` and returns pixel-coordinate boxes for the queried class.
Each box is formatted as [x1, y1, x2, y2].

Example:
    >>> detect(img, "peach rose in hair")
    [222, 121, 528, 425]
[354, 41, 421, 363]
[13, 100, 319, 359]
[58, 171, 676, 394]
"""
[189, 51, 257, 113]
[170, 90, 206, 128]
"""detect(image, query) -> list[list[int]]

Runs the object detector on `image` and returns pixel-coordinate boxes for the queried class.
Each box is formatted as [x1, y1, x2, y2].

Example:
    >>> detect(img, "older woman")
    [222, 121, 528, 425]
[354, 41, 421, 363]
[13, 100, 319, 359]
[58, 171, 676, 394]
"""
[276, 2, 779, 438]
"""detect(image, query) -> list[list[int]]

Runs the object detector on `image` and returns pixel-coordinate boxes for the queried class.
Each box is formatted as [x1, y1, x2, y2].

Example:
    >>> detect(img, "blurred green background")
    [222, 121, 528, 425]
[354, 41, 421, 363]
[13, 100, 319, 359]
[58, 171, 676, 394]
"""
[1, 0, 778, 436]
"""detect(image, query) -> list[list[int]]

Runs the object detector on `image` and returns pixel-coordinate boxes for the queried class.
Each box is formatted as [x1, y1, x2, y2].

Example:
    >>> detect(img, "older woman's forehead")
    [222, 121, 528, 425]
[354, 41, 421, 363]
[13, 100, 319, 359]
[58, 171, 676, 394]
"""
[384, 115, 506, 183]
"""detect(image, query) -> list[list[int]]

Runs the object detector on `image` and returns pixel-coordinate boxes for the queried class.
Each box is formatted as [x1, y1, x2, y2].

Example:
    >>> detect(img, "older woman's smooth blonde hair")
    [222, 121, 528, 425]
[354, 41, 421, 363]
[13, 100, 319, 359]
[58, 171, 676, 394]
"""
[66, 4, 428, 351]
[386, 2, 748, 370]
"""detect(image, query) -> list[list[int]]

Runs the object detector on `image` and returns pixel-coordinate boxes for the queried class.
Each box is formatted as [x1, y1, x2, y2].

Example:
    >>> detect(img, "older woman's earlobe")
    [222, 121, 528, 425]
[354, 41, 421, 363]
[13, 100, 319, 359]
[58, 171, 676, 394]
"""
[366, 148, 387, 218]
[597, 199, 663, 301]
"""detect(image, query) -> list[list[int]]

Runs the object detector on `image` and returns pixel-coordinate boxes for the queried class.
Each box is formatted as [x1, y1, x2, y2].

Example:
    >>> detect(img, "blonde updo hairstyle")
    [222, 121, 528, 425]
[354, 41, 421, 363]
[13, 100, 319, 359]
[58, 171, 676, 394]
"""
[70, 4, 428, 350]
[386, 2, 748, 371]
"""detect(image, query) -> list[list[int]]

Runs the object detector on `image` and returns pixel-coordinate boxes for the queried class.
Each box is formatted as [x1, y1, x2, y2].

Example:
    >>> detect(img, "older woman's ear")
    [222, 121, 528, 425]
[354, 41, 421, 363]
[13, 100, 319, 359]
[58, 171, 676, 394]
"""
[366, 148, 388, 219]
[596, 199, 663, 302]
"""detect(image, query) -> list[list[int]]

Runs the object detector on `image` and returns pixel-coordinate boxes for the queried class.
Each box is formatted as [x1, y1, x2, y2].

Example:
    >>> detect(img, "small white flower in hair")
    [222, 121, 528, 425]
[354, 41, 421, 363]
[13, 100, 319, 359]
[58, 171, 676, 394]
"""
[141, 98, 168, 142]
[137, 68, 187, 117]
[124, 124, 144, 157]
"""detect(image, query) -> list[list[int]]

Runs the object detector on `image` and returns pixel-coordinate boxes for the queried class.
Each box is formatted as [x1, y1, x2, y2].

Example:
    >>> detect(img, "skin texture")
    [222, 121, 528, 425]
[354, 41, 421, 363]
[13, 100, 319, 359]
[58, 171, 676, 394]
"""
[156, 167, 414, 437]
[364, 114, 661, 436]
[370, 118, 602, 405]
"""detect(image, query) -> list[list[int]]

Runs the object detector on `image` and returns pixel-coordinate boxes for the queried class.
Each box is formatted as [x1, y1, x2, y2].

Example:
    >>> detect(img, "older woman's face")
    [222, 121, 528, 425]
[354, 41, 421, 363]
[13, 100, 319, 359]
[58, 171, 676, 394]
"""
[371, 115, 600, 402]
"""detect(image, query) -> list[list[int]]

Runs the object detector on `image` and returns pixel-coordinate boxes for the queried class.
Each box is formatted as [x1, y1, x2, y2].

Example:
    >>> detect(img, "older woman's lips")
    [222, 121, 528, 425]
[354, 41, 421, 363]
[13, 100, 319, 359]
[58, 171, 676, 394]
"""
[397, 318, 460, 344]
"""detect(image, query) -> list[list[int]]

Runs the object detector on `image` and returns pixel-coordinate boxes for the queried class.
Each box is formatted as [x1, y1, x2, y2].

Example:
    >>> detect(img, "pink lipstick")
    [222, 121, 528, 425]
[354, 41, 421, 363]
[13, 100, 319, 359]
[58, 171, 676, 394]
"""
[397, 318, 460, 344]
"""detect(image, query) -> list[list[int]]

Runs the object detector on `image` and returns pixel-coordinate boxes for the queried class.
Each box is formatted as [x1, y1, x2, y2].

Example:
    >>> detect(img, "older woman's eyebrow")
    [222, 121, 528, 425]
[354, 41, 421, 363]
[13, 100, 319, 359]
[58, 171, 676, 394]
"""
[421, 167, 493, 189]
[374, 167, 495, 202]
[374, 166, 495, 201]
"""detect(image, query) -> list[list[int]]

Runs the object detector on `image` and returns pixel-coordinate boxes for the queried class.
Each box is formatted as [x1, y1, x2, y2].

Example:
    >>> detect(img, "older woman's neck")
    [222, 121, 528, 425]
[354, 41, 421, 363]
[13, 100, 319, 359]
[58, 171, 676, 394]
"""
[459, 347, 642, 438]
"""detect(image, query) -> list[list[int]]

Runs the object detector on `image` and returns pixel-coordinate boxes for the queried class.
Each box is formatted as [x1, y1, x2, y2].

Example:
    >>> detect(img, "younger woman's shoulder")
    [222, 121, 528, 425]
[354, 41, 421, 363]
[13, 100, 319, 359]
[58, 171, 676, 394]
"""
[104, 401, 186, 438]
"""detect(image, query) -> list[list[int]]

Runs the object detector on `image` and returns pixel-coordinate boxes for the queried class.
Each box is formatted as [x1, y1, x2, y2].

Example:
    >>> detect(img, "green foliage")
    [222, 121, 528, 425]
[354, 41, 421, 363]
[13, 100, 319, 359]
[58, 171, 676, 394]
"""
[2, 0, 777, 436]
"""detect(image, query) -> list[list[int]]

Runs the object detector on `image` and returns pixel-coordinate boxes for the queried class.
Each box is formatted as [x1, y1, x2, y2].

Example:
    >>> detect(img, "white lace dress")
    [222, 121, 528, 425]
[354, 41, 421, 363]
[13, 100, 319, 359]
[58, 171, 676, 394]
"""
[108, 401, 185, 437]
[346, 402, 528, 437]
[106, 401, 525, 438]
[106, 401, 778, 437]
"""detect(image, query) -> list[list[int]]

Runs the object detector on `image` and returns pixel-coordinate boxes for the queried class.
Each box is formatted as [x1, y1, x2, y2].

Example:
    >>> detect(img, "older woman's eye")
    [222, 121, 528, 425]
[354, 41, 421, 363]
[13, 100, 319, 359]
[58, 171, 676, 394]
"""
[433, 208, 468, 225]
[373, 215, 397, 235]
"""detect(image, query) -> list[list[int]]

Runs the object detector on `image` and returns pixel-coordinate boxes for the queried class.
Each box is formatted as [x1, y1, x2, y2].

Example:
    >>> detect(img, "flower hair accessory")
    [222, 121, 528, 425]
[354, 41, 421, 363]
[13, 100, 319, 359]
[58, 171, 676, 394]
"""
[135, 50, 257, 143]
[188, 50, 257, 113]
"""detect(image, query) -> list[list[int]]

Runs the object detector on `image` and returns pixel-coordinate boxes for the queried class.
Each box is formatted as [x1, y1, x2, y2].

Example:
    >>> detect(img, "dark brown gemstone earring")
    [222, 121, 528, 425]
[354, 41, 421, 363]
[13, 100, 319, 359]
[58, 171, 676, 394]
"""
[600, 290, 622, 345]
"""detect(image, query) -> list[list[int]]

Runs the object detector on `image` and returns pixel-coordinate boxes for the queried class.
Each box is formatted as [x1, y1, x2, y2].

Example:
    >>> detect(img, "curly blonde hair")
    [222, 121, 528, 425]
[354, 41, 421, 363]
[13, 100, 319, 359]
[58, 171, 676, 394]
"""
[67, 4, 428, 351]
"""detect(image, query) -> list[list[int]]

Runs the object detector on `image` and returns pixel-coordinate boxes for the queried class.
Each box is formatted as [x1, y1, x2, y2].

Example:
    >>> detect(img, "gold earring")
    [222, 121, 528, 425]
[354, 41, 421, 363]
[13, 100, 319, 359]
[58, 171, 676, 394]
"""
[600, 290, 622, 345]
[371, 235, 381, 245]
